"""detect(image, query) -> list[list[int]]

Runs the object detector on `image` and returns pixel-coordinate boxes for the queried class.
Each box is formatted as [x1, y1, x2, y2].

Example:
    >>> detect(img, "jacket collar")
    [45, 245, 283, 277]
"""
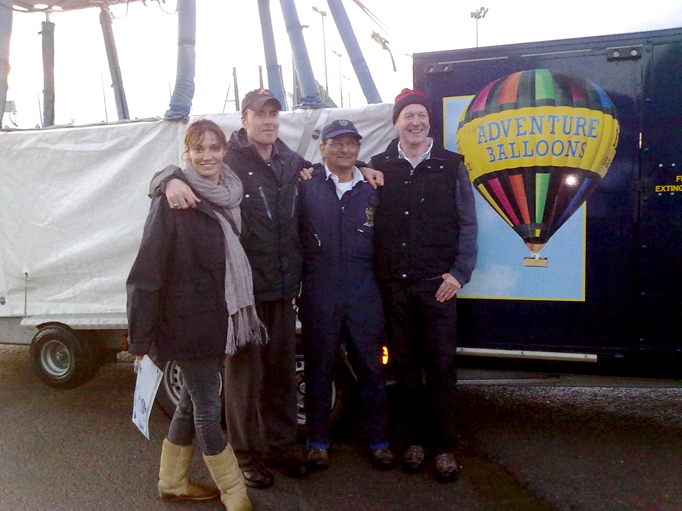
[229, 128, 286, 163]
[379, 137, 448, 164]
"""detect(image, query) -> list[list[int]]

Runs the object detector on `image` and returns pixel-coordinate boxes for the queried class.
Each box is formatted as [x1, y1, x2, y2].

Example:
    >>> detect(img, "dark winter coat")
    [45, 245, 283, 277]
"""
[226, 129, 309, 302]
[370, 138, 478, 285]
[297, 164, 382, 329]
[127, 177, 228, 362]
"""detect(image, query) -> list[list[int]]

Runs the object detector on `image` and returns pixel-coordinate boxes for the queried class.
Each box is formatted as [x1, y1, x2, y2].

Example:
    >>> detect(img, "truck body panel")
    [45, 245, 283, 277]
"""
[413, 28, 682, 360]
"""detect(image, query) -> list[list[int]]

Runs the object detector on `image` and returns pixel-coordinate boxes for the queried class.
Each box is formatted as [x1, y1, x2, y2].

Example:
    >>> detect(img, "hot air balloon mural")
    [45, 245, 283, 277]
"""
[457, 69, 620, 267]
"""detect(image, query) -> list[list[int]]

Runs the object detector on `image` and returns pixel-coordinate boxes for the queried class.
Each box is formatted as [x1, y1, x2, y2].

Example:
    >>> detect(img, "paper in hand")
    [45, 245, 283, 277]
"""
[132, 355, 163, 440]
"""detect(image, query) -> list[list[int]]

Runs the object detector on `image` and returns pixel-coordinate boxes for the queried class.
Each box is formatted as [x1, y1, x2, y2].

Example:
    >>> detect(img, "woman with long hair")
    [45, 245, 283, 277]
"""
[127, 119, 265, 511]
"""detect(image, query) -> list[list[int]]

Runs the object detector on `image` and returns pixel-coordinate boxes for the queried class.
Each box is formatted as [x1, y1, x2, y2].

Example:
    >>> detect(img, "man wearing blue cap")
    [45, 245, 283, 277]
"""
[298, 119, 393, 471]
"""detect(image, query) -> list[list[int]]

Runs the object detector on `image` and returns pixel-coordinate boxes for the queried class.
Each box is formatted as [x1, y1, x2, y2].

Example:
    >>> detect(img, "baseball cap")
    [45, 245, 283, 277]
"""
[321, 119, 363, 141]
[241, 89, 282, 114]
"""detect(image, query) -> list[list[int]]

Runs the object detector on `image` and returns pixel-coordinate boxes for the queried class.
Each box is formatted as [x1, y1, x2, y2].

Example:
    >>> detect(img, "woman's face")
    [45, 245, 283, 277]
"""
[187, 130, 226, 184]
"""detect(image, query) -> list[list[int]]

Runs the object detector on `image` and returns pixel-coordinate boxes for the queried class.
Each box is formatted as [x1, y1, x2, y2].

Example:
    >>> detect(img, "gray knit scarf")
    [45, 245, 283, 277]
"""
[181, 162, 267, 355]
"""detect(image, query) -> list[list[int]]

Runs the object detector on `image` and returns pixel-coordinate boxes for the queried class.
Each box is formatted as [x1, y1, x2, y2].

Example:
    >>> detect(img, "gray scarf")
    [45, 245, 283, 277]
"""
[181, 163, 267, 355]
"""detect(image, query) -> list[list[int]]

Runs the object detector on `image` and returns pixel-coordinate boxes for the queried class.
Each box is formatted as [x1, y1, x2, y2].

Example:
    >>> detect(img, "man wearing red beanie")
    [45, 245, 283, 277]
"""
[370, 88, 478, 483]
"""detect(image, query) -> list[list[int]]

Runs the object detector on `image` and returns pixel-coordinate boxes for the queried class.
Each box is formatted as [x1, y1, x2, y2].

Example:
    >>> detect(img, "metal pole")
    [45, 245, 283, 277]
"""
[333, 50, 343, 108]
[99, 8, 129, 120]
[233, 67, 240, 112]
[164, 0, 196, 120]
[40, 19, 55, 127]
[101, 74, 108, 122]
[325, 0, 381, 104]
[0, 0, 12, 124]
[279, 0, 324, 107]
[313, 6, 328, 95]
[470, 7, 488, 48]
[257, 0, 287, 109]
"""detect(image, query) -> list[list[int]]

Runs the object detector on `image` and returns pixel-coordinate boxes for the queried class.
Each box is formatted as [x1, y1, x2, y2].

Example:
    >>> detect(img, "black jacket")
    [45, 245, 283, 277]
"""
[370, 138, 478, 285]
[127, 178, 228, 361]
[226, 129, 309, 302]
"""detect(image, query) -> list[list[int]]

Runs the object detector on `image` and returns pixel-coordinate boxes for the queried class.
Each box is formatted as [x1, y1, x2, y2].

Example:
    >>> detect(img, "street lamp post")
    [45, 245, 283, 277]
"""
[470, 6, 489, 48]
[312, 6, 329, 97]
[332, 50, 343, 107]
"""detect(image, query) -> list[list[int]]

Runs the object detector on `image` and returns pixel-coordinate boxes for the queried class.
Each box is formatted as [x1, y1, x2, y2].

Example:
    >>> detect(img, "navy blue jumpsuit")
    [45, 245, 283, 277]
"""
[298, 165, 389, 451]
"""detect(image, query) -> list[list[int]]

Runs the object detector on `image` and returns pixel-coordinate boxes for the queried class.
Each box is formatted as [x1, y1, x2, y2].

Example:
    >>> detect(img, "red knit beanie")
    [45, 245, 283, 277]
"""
[392, 88, 431, 124]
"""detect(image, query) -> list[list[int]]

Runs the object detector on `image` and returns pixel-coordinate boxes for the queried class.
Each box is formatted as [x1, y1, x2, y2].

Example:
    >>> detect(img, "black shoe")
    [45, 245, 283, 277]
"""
[403, 445, 426, 473]
[434, 452, 459, 483]
[369, 448, 394, 471]
[242, 467, 274, 488]
[270, 458, 309, 478]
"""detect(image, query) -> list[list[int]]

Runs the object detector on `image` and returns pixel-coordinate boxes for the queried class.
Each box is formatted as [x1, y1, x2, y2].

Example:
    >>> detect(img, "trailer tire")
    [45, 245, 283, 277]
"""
[155, 359, 224, 419]
[29, 325, 98, 389]
[295, 354, 349, 437]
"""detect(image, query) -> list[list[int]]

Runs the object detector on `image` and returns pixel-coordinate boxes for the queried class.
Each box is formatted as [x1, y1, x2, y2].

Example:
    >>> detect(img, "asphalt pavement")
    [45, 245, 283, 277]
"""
[0, 344, 680, 511]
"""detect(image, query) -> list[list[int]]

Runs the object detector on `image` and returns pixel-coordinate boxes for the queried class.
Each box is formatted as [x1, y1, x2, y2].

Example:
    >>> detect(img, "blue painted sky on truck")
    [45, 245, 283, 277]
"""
[5, 0, 682, 128]
[444, 95, 586, 301]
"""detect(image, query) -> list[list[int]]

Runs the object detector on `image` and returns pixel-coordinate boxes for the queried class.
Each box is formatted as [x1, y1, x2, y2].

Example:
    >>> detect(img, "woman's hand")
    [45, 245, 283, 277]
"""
[133, 355, 144, 374]
[166, 178, 200, 209]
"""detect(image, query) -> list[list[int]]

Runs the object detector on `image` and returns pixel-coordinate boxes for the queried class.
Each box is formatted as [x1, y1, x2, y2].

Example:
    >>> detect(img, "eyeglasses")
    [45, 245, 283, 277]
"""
[326, 140, 361, 149]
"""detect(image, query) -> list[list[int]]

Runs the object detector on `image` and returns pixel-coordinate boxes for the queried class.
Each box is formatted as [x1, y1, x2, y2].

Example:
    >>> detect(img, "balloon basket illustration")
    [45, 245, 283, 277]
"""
[457, 69, 619, 267]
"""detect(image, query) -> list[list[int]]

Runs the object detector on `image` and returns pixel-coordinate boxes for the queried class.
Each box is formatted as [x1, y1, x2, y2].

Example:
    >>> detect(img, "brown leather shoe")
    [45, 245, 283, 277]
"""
[403, 445, 426, 473]
[306, 449, 330, 470]
[434, 452, 459, 483]
[369, 448, 395, 470]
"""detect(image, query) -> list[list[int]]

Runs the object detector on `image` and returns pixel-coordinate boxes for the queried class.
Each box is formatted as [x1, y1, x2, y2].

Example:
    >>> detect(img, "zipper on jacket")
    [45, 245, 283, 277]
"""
[313, 233, 321, 246]
[291, 186, 298, 218]
[259, 187, 273, 220]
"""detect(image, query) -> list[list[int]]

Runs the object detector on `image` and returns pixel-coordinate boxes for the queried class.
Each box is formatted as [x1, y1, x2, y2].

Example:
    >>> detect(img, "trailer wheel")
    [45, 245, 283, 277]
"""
[295, 354, 349, 436]
[29, 325, 98, 389]
[155, 360, 224, 419]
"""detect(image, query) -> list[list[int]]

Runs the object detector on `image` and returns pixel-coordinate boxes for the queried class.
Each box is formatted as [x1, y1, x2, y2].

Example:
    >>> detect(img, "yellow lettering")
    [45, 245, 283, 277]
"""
[676, 175, 682, 182]
[655, 185, 682, 192]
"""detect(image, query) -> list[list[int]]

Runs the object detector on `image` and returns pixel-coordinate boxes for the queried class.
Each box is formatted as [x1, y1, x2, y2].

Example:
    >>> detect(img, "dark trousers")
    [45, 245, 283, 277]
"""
[168, 356, 227, 456]
[380, 278, 459, 453]
[302, 301, 388, 451]
[224, 299, 299, 471]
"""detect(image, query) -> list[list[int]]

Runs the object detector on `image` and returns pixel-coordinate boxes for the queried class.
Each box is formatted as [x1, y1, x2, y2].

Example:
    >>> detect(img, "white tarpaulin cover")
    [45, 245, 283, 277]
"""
[0, 104, 396, 320]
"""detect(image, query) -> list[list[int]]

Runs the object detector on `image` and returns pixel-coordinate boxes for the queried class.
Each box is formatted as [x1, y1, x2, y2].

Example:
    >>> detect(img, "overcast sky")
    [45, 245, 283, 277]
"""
[5, 0, 682, 128]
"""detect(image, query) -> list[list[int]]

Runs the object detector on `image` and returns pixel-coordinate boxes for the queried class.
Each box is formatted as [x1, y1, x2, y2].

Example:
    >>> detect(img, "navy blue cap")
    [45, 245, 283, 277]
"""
[321, 119, 362, 141]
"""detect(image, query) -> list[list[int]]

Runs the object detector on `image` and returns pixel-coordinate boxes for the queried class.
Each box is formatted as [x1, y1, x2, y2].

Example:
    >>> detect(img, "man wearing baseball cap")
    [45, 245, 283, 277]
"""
[157, 88, 310, 488]
[298, 119, 392, 471]
[370, 88, 478, 483]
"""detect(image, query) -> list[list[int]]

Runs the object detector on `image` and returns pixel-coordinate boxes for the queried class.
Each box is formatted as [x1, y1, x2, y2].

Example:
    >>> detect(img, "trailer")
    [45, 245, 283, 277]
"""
[413, 27, 682, 371]
[0, 105, 395, 419]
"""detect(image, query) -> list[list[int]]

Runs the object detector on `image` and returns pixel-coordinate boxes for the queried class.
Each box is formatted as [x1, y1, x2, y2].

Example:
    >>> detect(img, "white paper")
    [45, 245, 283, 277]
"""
[132, 355, 163, 440]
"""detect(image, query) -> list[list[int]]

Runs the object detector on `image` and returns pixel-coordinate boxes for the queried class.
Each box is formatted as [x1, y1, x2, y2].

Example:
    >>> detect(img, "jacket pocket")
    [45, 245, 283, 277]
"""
[259, 187, 273, 220]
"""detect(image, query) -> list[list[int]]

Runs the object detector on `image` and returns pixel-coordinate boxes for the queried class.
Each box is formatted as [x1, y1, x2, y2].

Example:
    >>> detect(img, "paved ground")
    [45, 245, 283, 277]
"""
[0, 344, 680, 511]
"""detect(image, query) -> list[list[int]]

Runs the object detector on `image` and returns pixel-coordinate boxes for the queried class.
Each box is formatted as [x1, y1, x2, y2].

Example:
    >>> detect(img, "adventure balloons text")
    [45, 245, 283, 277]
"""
[471, 108, 615, 174]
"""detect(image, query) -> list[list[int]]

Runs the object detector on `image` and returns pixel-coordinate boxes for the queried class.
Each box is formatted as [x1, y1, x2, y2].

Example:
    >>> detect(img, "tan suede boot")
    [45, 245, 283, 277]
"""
[203, 444, 252, 511]
[158, 438, 220, 501]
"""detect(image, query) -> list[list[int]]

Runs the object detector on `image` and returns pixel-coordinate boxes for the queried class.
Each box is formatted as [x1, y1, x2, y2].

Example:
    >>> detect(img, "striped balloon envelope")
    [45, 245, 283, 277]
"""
[457, 69, 620, 266]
